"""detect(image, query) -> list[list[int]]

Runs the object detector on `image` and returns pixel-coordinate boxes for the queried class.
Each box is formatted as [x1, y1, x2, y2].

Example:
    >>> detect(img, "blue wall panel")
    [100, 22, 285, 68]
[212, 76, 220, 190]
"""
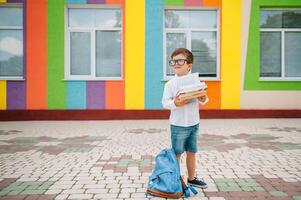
[145, 0, 164, 109]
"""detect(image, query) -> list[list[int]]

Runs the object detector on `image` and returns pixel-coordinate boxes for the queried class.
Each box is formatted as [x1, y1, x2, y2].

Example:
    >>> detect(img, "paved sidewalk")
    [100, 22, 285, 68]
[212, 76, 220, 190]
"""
[0, 119, 300, 200]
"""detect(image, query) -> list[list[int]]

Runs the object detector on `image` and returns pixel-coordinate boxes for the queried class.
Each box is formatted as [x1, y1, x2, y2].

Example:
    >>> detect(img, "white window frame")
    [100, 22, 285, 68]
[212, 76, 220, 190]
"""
[0, 4, 24, 80]
[260, 8, 301, 81]
[163, 7, 220, 81]
[65, 4, 123, 81]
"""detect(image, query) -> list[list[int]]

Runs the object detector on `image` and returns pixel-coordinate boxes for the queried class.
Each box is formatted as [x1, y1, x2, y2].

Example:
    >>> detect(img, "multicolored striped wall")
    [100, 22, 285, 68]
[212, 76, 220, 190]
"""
[0, 0, 300, 111]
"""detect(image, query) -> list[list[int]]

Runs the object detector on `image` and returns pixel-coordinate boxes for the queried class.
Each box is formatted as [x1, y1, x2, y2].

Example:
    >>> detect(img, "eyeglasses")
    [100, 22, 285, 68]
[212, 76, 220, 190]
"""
[169, 59, 188, 66]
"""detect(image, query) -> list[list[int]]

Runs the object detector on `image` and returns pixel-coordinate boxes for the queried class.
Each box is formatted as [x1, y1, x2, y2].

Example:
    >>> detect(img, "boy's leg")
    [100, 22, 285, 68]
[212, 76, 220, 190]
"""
[176, 154, 182, 161]
[171, 125, 188, 159]
[186, 151, 196, 180]
[186, 151, 207, 189]
[185, 124, 207, 189]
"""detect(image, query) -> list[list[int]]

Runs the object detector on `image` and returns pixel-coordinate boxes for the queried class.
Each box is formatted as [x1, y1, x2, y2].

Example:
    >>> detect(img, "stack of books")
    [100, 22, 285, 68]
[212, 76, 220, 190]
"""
[178, 81, 207, 101]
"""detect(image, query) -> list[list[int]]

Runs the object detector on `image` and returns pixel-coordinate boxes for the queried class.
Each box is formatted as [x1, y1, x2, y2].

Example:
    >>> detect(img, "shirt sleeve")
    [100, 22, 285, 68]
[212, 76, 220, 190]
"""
[162, 83, 177, 110]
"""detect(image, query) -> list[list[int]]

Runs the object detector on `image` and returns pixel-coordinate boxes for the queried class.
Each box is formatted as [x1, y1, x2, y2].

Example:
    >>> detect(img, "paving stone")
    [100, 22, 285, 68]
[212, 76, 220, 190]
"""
[218, 186, 242, 192]
[240, 186, 254, 192]
[94, 193, 118, 199]
[61, 189, 85, 194]
[269, 190, 288, 197]
[106, 184, 120, 189]
[252, 186, 265, 191]
[7, 190, 24, 195]
[0, 190, 11, 196]
[49, 184, 73, 190]
[20, 189, 46, 195]
[118, 193, 130, 198]
[85, 188, 108, 194]
[44, 189, 62, 195]
[68, 194, 93, 199]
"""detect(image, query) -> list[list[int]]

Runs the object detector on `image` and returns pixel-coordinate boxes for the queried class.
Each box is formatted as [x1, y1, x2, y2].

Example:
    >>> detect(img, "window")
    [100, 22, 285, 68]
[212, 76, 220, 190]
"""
[66, 6, 122, 80]
[260, 9, 301, 79]
[0, 7, 23, 79]
[164, 9, 219, 80]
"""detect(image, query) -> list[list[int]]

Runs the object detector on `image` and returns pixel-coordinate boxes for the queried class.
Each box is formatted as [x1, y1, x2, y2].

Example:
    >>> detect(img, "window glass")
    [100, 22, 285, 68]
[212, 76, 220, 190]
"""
[0, 8, 23, 27]
[260, 10, 282, 28]
[283, 10, 301, 28]
[0, 7, 23, 78]
[165, 10, 217, 29]
[189, 10, 217, 29]
[96, 31, 121, 77]
[191, 32, 217, 77]
[166, 33, 186, 76]
[165, 10, 189, 28]
[285, 32, 301, 77]
[70, 32, 91, 75]
[0, 30, 23, 76]
[95, 9, 121, 28]
[260, 32, 281, 77]
[69, 9, 94, 27]
[261, 10, 301, 28]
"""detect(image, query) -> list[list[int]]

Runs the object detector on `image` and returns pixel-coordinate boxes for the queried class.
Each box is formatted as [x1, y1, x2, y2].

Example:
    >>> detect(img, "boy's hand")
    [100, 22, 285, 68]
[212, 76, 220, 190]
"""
[174, 95, 187, 107]
[197, 90, 207, 103]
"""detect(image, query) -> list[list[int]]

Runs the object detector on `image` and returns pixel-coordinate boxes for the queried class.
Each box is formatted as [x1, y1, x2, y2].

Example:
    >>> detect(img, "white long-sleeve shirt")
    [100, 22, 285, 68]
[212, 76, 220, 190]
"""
[162, 75, 208, 127]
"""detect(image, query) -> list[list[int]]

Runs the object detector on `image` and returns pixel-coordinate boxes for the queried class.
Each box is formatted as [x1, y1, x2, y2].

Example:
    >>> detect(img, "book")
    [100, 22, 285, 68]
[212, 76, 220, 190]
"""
[178, 81, 207, 94]
[178, 90, 204, 101]
[176, 73, 208, 101]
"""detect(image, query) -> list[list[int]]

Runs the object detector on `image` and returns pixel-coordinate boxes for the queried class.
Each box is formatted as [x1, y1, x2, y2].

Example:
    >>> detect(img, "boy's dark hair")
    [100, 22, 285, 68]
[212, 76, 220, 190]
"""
[171, 48, 193, 64]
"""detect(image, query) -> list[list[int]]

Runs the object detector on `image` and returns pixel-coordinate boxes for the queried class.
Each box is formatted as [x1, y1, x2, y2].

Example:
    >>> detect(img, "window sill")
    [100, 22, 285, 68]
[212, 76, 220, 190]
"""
[161, 77, 221, 82]
[0, 77, 25, 81]
[63, 78, 124, 81]
[259, 78, 301, 82]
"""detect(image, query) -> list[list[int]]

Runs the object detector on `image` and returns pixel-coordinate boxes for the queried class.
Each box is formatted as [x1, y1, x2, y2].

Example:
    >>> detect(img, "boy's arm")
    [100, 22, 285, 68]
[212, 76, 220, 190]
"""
[198, 90, 209, 105]
[199, 96, 209, 105]
[162, 83, 177, 110]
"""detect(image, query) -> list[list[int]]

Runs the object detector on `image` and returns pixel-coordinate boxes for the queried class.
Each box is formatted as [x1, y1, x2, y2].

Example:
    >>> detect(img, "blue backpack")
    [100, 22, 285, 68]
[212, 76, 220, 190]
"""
[146, 148, 198, 199]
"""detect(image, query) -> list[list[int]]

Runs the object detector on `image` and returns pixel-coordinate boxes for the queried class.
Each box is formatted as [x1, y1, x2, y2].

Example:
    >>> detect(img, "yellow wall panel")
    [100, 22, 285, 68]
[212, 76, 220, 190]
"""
[125, 0, 145, 109]
[0, 81, 6, 110]
[0, 0, 7, 3]
[221, 0, 242, 109]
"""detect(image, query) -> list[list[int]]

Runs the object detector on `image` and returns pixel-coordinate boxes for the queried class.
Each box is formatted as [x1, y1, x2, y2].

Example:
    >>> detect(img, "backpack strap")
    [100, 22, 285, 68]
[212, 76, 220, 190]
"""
[146, 189, 183, 199]
[180, 176, 198, 197]
[180, 176, 187, 188]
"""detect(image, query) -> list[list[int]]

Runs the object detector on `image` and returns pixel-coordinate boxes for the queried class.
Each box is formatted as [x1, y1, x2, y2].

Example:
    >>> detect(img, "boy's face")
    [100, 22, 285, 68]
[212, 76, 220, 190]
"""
[171, 54, 192, 76]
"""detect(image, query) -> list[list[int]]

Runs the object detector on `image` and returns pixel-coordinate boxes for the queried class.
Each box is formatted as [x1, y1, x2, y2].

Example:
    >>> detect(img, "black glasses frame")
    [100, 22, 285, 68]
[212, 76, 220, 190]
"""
[169, 59, 188, 66]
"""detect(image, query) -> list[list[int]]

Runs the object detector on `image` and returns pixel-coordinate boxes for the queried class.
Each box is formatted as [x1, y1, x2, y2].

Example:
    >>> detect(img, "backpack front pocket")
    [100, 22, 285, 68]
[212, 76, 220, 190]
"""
[149, 169, 178, 193]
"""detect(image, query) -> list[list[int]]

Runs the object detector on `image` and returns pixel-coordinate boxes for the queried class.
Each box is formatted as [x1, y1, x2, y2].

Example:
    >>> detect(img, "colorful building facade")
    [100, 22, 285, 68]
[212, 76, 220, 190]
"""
[0, 0, 300, 113]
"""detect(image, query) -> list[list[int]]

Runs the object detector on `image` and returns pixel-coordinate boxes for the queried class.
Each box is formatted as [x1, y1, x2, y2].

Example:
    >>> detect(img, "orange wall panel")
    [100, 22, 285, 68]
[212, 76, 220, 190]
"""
[202, 82, 221, 109]
[105, 81, 125, 109]
[106, 0, 124, 4]
[203, 0, 221, 7]
[26, 0, 47, 109]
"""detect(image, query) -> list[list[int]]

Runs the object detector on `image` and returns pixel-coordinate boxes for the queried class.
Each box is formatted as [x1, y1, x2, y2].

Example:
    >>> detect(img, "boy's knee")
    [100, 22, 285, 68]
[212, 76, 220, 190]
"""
[186, 151, 196, 156]
[176, 153, 182, 159]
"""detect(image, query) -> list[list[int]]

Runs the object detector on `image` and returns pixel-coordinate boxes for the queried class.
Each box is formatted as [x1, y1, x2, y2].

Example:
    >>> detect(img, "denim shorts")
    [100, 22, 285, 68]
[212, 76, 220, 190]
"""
[170, 124, 199, 155]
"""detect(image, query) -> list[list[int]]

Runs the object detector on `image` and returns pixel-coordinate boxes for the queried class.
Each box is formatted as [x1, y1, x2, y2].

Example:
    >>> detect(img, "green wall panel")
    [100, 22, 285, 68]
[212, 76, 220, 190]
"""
[47, 0, 66, 109]
[165, 0, 184, 6]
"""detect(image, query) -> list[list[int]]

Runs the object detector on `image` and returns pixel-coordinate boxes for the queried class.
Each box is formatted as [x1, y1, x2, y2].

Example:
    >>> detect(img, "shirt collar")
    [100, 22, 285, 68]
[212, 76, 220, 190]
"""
[175, 70, 192, 78]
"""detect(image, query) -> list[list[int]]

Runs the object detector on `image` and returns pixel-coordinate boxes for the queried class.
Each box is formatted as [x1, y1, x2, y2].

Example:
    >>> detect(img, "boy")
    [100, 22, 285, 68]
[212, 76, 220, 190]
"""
[162, 48, 208, 189]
